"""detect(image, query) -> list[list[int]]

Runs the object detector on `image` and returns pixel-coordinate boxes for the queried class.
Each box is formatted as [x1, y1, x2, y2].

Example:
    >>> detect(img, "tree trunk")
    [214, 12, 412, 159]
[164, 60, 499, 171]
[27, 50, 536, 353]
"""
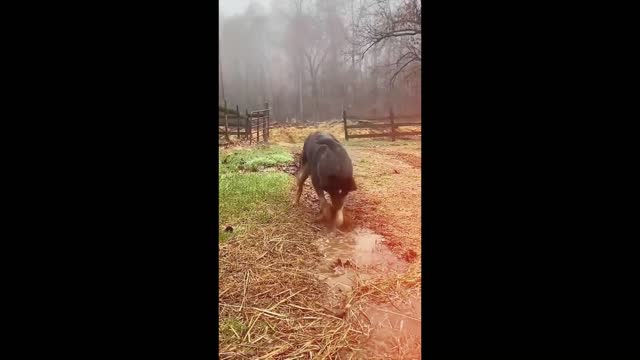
[245, 65, 250, 108]
[298, 67, 304, 122]
[312, 81, 320, 122]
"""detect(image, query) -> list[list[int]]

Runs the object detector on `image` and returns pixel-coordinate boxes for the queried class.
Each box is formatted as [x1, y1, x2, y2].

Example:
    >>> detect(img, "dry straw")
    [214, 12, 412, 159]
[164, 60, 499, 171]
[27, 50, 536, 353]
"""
[219, 129, 422, 359]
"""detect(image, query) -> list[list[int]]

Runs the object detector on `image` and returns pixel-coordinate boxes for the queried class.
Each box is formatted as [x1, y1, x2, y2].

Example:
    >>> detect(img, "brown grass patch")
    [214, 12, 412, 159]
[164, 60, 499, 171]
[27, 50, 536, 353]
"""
[368, 149, 422, 169]
[270, 122, 421, 146]
[219, 205, 374, 359]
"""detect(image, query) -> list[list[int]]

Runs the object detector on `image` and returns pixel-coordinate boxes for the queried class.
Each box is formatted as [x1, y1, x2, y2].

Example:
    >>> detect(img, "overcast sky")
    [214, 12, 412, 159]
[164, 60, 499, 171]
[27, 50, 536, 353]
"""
[219, 0, 271, 17]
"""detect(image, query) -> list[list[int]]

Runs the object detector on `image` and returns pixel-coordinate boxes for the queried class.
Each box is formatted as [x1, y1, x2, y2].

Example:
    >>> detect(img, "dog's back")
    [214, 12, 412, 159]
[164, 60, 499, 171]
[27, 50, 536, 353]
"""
[301, 132, 356, 193]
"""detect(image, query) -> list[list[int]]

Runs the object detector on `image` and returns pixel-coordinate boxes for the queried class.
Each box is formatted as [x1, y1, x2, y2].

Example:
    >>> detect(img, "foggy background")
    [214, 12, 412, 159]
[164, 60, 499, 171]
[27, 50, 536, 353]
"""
[219, 0, 421, 123]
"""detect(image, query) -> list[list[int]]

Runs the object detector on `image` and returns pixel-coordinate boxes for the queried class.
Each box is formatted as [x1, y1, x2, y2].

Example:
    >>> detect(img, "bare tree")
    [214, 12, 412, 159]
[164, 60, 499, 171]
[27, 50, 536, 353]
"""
[303, 15, 331, 122]
[219, 0, 420, 123]
[353, 0, 421, 85]
[280, 0, 311, 122]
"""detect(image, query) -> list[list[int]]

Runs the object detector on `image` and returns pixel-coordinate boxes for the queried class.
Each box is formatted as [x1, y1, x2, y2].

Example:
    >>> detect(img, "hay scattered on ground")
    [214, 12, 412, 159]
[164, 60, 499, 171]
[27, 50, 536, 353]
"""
[219, 133, 423, 359]
[219, 192, 373, 359]
[219, 144, 371, 358]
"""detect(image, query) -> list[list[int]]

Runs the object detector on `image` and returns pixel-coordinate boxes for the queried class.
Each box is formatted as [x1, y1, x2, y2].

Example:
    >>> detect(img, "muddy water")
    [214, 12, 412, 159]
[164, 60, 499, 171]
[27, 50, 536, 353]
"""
[315, 227, 421, 358]
[363, 296, 422, 358]
[316, 228, 406, 288]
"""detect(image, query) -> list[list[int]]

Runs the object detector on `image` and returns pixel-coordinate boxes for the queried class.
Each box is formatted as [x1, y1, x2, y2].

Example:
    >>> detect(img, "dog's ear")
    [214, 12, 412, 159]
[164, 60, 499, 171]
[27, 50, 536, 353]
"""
[348, 178, 357, 191]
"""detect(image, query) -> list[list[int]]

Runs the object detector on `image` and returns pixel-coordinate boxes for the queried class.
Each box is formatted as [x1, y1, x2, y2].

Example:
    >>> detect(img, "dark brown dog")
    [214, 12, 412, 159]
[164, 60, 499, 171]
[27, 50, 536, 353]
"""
[294, 132, 357, 227]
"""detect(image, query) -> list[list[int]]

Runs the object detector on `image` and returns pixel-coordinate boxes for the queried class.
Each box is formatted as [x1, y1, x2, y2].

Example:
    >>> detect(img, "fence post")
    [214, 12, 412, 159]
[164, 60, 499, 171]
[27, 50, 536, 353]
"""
[261, 105, 265, 142]
[343, 110, 349, 141]
[256, 110, 260, 143]
[389, 107, 396, 142]
[223, 100, 230, 141]
[236, 105, 240, 139]
[246, 109, 251, 144]
[265, 102, 269, 142]
[262, 104, 266, 143]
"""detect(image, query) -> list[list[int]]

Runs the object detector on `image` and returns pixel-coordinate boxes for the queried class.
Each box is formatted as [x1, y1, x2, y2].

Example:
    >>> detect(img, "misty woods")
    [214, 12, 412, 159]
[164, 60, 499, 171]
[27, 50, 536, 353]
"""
[219, 0, 421, 123]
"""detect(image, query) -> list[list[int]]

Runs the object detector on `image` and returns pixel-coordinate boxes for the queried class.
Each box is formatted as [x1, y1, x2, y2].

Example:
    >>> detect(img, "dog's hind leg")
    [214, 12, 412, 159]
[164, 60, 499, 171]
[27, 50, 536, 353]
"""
[293, 163, 310, 205]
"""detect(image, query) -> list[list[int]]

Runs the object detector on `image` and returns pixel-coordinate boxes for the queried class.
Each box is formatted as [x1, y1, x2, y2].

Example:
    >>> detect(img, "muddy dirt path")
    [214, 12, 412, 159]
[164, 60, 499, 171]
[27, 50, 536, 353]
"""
[282, 140, 422, 359]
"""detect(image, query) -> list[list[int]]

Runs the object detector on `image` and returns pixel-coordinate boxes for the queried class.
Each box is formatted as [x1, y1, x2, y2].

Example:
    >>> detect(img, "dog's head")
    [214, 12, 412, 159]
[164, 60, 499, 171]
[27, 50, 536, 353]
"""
[326, 176, 357, 210]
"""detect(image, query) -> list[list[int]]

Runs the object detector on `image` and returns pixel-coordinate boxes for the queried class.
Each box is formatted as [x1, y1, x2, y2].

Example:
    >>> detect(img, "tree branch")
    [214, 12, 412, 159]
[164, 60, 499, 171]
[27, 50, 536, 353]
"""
[394, 51, 413, 67]
[390, 57, 418, 85]
[360, 29, 421, 59]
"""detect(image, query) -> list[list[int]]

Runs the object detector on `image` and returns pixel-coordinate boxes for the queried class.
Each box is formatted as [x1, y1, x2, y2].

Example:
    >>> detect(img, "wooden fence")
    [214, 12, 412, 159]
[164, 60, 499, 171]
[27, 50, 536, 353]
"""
[219, 101, 275, 143]
[342, 108, 421, 141]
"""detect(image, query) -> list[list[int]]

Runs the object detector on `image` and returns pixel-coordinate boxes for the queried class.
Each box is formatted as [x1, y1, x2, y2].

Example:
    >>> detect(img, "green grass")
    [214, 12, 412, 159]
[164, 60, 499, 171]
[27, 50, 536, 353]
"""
[220, 144, 293, 173]
[219, 318, 248, 340]
[219, 145, 294, 242]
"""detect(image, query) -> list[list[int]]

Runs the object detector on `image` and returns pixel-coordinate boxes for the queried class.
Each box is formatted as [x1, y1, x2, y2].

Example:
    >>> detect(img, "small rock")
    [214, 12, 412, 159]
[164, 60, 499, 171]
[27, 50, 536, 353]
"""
[393, 169, 400, 174]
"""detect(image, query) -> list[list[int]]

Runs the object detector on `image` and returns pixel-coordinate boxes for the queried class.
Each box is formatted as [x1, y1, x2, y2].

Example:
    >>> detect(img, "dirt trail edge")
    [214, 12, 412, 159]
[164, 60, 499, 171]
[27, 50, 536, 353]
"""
[285, 138, 422, 359]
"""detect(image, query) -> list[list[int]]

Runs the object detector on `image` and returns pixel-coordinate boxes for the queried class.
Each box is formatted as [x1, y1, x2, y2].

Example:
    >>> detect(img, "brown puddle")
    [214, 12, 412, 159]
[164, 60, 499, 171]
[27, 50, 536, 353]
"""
[315, 227, 421, 358]
[317, 228, 406, 273]
[361, 296, 422, 358]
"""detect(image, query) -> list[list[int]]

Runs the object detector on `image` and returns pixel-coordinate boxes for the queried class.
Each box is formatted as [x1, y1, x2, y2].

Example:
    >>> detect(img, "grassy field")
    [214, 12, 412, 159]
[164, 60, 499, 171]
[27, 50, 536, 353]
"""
[219, 145, 293, 242]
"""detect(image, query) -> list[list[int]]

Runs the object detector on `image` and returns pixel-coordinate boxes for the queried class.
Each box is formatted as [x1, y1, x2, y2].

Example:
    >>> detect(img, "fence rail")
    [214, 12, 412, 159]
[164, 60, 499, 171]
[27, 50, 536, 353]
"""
[342, 108, 421, 141]
[219, 101, 272, 143]
[218, 112, 246, 119]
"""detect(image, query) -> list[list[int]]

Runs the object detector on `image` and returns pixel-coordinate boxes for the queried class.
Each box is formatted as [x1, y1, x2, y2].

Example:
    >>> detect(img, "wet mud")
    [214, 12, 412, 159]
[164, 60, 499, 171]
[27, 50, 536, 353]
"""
[315, 227, 421, 358]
